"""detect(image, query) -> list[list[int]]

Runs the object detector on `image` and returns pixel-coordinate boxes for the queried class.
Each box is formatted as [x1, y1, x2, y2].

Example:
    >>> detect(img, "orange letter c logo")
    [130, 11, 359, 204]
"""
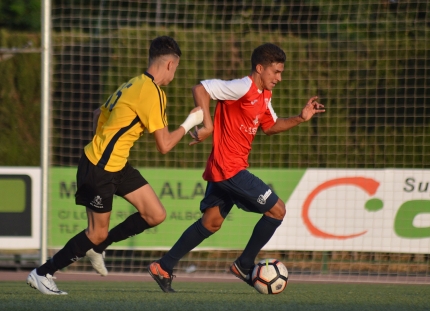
[302, 177, 380, 239]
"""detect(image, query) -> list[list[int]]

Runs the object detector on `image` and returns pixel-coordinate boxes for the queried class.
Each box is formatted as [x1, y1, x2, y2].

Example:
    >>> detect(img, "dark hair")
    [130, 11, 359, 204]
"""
[149, 36, 182, 62]
[251, 43, 286, 71]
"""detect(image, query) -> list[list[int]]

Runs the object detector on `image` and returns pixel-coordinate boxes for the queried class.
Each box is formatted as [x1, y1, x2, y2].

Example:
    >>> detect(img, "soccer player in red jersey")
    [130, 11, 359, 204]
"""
[148, 43, 325, 292]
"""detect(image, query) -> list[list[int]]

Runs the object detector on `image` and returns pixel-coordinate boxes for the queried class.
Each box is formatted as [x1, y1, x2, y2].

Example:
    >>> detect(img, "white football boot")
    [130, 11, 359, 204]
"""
[26, 269, 68, 295]
[86, 248, 108, 276]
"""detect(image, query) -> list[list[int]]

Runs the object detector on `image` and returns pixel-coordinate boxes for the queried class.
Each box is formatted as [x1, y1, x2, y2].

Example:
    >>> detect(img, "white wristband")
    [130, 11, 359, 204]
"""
[180, 109, 203, 133]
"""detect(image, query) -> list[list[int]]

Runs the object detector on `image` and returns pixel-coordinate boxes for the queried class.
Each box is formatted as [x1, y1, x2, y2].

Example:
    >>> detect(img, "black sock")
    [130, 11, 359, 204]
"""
[159, 219, 213, 274]
[93, 212, 151, 253]
[238, 215, 282, 273]
[37, 230, 95, 276]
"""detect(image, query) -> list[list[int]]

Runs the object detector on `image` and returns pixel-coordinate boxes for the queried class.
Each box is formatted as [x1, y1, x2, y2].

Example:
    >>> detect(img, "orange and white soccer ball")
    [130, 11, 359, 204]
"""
[251, 259, 288, 294]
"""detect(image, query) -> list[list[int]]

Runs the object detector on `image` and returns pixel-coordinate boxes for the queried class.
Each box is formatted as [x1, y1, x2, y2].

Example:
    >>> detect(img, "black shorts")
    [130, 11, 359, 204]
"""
[199, 170, 279, 218]
[75, 153, 148, 213]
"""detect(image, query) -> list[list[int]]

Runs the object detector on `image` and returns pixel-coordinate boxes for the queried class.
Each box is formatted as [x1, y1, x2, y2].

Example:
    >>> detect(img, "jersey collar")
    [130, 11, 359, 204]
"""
[249, 75, 263, 94]
[144, 71, 154, 81]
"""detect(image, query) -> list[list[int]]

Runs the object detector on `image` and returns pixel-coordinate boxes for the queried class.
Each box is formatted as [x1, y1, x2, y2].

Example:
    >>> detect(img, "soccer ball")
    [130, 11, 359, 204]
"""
[251, 259, 288, 294]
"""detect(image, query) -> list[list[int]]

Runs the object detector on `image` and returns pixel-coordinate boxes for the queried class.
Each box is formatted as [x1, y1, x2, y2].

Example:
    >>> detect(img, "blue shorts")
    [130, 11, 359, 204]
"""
[200, 170, 279, 218]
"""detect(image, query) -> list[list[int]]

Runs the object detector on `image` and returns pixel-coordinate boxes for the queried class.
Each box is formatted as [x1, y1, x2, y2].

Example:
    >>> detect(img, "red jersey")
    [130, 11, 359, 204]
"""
[201, 76, 278, 182]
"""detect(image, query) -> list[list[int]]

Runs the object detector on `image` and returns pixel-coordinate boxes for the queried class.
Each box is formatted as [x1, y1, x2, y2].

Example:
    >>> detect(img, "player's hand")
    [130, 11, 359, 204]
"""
[189, 125, 212, 145]
[181, 107, 204, 133]
[299, 96, 325, 121]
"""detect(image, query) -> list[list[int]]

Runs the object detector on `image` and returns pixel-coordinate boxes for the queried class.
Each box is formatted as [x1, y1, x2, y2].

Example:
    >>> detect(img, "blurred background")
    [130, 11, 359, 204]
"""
[0, 0, 429, 280]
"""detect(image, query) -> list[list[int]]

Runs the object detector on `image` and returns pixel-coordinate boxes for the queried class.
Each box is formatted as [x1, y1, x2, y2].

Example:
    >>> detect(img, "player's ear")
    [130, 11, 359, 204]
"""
[165, 59, 171, 71]
[256, 64, 264, 74]
[166, 59, 174, 71]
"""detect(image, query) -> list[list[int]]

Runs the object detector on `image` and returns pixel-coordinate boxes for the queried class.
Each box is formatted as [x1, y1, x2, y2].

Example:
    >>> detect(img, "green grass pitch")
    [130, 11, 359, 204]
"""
[1, 281, 429, 311]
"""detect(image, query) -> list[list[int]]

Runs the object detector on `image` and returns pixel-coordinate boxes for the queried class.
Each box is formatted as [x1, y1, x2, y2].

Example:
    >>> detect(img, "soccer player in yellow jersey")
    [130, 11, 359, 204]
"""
[27, 36, 203, 295]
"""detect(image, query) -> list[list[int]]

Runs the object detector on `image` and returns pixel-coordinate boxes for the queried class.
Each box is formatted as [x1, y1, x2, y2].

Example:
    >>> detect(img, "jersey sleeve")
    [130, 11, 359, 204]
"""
[259, 98, 278, 131]
[137, 86, 168, 133]
[201, 76, 251, 101]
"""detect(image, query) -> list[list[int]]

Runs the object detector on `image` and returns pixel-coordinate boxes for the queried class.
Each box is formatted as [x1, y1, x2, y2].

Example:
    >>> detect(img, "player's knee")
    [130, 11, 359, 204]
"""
[144, 209, 166, 226]
[88, 230, 109, 245]
[279, 206, 286, 219]
[201, 206, 225, 233]
[153, 210, 167, 225]
[201, 216, 224, 233]
[265, 199, 286, 220]
[203, 221, 222, 233]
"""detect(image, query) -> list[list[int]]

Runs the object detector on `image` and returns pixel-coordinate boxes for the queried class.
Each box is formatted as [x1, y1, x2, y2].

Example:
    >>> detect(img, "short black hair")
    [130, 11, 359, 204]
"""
[251, 43, 286, 71]
[149, 36, 182, 62]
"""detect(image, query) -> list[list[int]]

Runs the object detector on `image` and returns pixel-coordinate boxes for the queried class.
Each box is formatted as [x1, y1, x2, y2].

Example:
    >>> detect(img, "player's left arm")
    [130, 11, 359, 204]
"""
[263, 96, 325, 135]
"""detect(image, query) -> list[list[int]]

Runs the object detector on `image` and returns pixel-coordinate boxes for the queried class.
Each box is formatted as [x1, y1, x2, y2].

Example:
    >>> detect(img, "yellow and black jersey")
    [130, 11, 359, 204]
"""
[84, 72, 167, 172]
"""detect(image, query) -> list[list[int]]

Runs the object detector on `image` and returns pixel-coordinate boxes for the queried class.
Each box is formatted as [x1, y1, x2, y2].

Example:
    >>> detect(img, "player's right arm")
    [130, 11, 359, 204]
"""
[189, 77, 250, 145]
[189, 83, 214, 145]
